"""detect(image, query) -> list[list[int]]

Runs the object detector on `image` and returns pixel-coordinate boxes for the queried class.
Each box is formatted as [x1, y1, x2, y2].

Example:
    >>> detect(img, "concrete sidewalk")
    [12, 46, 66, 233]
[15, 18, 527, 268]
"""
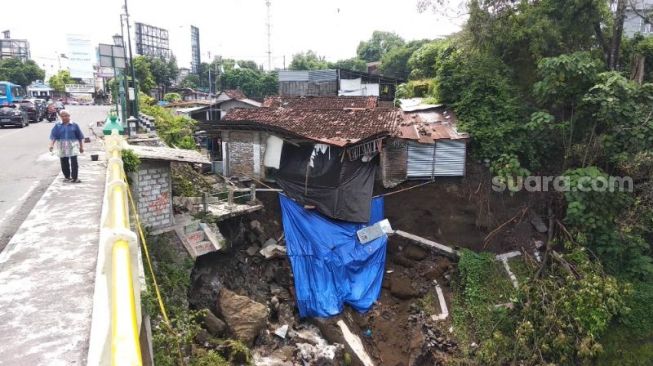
[0, 148, 106, 366]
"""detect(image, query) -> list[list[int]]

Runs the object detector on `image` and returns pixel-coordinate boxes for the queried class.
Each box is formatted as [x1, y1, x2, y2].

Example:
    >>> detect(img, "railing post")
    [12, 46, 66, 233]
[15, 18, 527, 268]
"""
[250, 184, 256, 203]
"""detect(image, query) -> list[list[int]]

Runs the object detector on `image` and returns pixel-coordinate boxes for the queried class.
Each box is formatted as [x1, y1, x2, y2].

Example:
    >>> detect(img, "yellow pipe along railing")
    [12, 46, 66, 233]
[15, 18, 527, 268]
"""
[105, 131, 143, 366]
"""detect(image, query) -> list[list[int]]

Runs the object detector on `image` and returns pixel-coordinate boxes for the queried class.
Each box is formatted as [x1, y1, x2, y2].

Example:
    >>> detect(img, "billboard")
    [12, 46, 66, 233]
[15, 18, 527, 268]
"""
[66, 34, 94, 79]
[135, 22, 170, 59]
[190, 25, 200, 74]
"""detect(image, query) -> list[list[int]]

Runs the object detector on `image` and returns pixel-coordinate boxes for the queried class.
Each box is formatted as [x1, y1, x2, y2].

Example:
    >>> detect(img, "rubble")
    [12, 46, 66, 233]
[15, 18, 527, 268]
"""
[216, 288, 269, 346]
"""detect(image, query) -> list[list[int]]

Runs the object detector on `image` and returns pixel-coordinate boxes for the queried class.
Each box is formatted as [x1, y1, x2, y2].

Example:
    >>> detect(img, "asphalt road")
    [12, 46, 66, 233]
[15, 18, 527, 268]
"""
[0, 105, 110, 251]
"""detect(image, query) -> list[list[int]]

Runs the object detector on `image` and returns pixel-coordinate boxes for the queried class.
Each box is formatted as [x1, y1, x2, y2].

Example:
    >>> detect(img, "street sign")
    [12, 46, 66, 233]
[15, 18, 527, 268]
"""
[98, 43, 126, 69]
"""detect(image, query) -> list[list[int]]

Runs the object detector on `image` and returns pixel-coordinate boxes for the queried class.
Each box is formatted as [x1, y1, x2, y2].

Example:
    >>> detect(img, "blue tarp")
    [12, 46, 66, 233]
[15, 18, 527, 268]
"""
[279, 194, 387, 318]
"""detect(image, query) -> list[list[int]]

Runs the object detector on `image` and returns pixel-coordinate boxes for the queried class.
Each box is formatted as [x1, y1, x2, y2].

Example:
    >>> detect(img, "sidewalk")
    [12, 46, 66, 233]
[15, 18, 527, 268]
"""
[0, 147, 106, 366]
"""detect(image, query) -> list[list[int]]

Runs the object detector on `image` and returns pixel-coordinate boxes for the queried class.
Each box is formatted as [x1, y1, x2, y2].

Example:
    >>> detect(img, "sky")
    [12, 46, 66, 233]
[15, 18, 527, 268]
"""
[3, 0, 465, 77]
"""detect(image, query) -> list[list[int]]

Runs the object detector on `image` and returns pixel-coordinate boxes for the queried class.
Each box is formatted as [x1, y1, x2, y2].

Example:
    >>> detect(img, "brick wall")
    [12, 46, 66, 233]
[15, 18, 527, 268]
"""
[135, 161, 173, 229]
[227, 131, 254, 178]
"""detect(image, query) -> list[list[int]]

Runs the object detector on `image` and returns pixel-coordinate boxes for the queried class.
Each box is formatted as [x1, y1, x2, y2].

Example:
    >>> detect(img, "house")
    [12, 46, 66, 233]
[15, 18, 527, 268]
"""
[27, 81, 53, 99]
[624, 0, 653, 37]
[216, 96, 399, 222]
[381, 98, 469, 188]
[277, 69, 403, 101]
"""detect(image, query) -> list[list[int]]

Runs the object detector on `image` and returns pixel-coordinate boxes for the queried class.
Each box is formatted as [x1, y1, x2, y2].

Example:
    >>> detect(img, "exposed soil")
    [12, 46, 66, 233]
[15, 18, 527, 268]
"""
[188, 162, 547, 365]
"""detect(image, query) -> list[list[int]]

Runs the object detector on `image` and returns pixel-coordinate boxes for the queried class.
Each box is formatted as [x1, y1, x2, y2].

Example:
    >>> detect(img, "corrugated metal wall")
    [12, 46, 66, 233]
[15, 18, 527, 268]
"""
[278, 70, 337, 82]
[278, 80, 338, 97]
[406, 140, 466, 178]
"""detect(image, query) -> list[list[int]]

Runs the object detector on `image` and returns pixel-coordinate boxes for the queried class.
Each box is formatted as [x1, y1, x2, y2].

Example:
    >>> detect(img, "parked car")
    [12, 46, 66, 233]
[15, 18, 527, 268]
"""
[18, 100, 39, 122]
[27, 98, 46, 121]
[0, 104, 29, 128]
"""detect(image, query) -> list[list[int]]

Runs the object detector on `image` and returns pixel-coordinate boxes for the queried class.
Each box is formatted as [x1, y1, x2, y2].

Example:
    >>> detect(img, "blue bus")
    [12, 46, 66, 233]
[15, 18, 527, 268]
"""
[0, 81, 26, 104]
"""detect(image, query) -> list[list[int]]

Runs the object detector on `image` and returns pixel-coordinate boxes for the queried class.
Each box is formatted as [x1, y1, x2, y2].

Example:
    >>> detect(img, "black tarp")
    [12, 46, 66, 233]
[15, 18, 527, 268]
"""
[275, 143, 377, 223]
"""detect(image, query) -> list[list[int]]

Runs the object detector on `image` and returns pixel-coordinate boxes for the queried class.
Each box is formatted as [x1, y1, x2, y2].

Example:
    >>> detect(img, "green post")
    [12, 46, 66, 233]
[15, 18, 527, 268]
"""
[103, 113, 125, 135]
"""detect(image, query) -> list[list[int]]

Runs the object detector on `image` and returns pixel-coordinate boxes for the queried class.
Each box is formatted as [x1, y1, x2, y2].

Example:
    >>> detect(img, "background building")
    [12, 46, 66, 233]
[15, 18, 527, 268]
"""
[135, 22, 171, 59]
[0, 31, 30, 61]
[625, 0, 653, 37]
[190, 26, 200, 74]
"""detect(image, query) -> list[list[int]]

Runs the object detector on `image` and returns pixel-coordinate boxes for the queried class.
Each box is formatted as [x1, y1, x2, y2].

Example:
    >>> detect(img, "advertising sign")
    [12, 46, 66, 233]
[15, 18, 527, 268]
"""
[67, 34, 94, 79]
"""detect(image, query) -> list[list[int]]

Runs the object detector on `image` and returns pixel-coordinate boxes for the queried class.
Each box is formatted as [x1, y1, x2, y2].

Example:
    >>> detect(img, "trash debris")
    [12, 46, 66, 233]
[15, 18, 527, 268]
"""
[275, 324, 289, 339]
[259, 244, 287, 259]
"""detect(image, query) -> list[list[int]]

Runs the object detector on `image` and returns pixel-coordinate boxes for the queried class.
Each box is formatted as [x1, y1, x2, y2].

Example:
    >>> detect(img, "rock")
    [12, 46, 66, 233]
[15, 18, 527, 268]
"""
[260, 244, 287, 259]
[246, 245, 260, 256]
[391, 253, 415, 268]
[390, 275, 419, 299]
[202, 309, 226, 337]
[263, 238, 278, 248]
[216, 288, 269, 346]
[530, 213, 548, 233]
[250, 220, 265, 235]
[403, 244, 428, 261]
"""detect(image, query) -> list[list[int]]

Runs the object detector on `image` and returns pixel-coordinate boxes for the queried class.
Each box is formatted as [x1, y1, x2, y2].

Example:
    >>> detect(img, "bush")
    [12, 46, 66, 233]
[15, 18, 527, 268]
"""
[163, 92, 182, 102]
[121, 149, 141, 174]
[141, 104, 197, 150]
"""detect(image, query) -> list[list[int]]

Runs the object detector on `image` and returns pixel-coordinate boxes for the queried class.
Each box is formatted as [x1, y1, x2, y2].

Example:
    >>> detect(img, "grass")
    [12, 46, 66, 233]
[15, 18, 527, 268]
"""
[597, 280, 653, 365]
[508, 256, 534, 284]
[417, 291, 440, 315]
[451, 250, 516, 353]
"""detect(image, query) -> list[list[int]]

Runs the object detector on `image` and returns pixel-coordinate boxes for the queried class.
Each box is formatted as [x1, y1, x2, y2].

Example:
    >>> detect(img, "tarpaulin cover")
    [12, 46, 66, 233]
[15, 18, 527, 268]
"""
[276, 143, 377, 223]
[280, 194, 387, 318]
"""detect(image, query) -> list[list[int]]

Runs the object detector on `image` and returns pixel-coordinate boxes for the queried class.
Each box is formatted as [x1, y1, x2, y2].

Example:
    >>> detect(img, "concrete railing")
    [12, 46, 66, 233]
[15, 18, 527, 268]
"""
[87, 126, 143, 365]
[138, 113, 156, 133]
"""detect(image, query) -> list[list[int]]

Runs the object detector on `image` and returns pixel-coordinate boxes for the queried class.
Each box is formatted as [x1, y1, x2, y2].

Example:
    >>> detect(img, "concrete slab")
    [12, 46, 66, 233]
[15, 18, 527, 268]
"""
[0, 152, 106, 366]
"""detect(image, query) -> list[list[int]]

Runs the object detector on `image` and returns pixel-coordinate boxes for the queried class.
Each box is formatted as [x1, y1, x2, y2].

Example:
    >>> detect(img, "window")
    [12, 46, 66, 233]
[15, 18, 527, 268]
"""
[641, 18, 653, 34]
[0, 84, 6, 97]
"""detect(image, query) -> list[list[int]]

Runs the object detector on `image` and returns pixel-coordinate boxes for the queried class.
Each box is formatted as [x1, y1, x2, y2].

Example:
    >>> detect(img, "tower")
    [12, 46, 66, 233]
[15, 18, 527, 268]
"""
[266, 0, 272, 71]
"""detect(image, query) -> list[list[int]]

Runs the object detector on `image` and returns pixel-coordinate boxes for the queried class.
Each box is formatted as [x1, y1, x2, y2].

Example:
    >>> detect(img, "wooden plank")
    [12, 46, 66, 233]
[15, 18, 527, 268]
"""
[393, 230, 458, 258]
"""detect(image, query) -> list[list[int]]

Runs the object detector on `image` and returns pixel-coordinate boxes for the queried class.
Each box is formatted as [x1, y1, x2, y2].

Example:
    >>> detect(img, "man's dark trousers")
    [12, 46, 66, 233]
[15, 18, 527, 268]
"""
[60, 156, 78, 180]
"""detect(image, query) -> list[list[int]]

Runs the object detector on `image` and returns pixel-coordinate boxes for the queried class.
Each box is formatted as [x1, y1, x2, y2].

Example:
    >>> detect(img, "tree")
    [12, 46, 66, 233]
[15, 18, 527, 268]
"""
[0, 58, 45, 87]
[179, 74, 200, 89]
[379, 39, 429, 79]
[289, 50, 329, 70]
[48, 70, 75, 93]
[407, 39, 453, 79]
[328, 58, 367, 72]
[148, 56, 179, 93]
[220, 68, 277, 99]
[133, 56, 156, 94]
[356, 31, 405, 62]
[163, 92, 182, 102]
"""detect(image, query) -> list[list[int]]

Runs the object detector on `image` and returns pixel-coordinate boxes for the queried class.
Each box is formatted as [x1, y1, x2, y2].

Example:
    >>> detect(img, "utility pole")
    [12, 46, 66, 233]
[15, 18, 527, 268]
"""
[266, 0, 272, 71]
[123, 0, 139, 136]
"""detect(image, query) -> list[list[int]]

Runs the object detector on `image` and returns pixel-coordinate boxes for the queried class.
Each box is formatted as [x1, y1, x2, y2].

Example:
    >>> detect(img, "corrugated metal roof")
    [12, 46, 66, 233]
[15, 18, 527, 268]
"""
[278, 70, 310, 82]
[399, 108, 468, 142]
[399, 98, 444, 112]
[308, 69, 337, 82]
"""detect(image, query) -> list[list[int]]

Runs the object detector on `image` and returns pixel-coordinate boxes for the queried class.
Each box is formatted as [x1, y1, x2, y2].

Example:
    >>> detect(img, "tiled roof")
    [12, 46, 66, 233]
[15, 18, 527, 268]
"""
[222, 107, 400, 146]
[398, 109, 469, 143]
[262, 96, 378, 110]
[224, 89, 246, 100]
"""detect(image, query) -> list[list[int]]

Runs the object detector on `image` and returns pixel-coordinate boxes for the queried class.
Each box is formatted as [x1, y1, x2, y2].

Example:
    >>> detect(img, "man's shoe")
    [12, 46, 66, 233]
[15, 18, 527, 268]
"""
[63, 177, 71, 182]
[71, 179, 82, 183]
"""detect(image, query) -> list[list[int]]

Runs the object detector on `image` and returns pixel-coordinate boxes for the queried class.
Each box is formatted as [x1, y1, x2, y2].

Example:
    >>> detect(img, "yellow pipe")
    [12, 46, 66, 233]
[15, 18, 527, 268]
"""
[111, 239, 143, 366]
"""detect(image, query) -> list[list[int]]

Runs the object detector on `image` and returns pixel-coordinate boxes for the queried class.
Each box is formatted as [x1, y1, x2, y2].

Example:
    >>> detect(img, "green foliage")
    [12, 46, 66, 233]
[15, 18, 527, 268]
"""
[48, 70, 75, 92]
[533, 52, 603, 110]
[356, 30, 405, 62]
[163, 92, 182, 102]
[328, 57, 367, 72]
[190, 350, 228, 366]
[0, 58, 45, 87]
[179, 74, 200, 89]
[477, 247, 630, 365]
[220, 68, 277, 99]
[436, 50, 532, 164]
[379, 40, 429, 79]
[121, 149, 141, 174]
[452, 249, 515, 349]
[141, 105, 196, 149]
[394, 79, 437, 99]
[490, 154, 531, 193]
[133, 56, 156, 94]
[289, 50, 330, 70]
[563, 167, 653, 278]
[407, 39, 454, 79]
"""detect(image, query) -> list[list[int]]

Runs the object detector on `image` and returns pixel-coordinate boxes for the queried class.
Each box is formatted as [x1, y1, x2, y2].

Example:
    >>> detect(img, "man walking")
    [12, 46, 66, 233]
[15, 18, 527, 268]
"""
[48, 110, 84, 183]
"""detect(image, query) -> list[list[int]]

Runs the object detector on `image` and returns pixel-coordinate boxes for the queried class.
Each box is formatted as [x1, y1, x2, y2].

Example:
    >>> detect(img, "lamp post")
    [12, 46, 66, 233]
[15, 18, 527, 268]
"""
[112, 34, 127, 124]
[122, 0, 139, 137]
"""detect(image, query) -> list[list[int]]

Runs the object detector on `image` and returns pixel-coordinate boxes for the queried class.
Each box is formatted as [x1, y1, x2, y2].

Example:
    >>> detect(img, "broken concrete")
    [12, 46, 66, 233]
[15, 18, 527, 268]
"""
[216, 288, 269, 346]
